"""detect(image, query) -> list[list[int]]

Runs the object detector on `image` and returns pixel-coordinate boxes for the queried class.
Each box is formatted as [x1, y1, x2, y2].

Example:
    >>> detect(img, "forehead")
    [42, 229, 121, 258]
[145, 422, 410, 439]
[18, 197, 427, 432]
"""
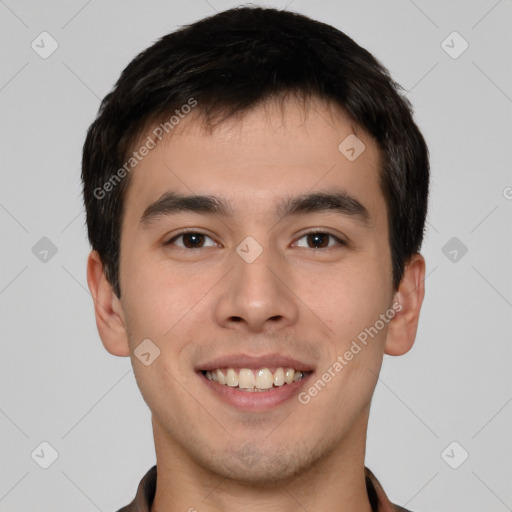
[123, 96, 385, 225]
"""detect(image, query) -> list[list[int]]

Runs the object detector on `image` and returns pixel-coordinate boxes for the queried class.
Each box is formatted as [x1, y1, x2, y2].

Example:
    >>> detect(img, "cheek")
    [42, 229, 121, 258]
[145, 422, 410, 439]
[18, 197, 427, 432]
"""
[309, 261, 391, 338]
[301, 271, 390, 416]
[120, 252, 218, 348]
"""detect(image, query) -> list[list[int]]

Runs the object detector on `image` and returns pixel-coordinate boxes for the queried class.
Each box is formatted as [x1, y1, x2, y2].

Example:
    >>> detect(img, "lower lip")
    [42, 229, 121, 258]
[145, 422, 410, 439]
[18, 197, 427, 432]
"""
[198, 371, 314, 411]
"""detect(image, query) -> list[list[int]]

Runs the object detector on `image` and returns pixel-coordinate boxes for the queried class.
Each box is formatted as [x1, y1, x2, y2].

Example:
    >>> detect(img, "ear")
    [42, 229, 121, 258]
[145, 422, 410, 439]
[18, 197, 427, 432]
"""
[86, 250, 130, 357]
[384, 253, 426, 356]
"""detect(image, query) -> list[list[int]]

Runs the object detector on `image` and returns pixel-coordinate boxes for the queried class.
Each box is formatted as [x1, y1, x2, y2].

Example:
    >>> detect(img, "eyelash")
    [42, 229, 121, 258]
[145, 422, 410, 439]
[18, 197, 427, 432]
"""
[165, 230, 347, 250]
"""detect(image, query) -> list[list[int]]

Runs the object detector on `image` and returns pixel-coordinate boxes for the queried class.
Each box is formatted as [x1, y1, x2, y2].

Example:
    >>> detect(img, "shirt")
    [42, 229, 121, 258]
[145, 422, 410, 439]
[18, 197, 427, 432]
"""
[116, 465, 412, 512]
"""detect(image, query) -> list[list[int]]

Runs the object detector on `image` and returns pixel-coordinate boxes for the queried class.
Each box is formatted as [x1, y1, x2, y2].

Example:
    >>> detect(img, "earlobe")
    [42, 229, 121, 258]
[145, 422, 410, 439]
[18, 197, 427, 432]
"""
[384, 253, 426, 356]
[86, 250, 131, 357]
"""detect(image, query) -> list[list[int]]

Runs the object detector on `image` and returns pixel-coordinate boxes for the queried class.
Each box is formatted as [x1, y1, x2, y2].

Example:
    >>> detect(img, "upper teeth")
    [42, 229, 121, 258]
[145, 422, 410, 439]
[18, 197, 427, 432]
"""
[204, 367, 306, 390]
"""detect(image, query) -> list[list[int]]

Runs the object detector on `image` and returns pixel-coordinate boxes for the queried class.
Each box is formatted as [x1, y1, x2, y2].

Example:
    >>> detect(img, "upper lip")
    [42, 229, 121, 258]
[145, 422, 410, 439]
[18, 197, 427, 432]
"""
[196, 353, 316, 372]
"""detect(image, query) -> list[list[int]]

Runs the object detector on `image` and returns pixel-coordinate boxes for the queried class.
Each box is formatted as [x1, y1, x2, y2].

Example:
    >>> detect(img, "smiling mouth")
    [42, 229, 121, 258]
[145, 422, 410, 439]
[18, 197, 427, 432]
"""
[200, 367, 312, 392]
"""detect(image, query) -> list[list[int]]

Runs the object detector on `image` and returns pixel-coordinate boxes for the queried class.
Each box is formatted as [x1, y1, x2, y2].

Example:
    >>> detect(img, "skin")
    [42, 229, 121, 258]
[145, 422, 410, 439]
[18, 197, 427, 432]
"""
[87, 96, 425, 512]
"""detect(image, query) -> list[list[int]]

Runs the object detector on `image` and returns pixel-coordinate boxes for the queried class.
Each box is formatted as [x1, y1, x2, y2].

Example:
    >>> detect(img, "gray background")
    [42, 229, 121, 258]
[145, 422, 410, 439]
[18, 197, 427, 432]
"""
[0, 0, 511, 510]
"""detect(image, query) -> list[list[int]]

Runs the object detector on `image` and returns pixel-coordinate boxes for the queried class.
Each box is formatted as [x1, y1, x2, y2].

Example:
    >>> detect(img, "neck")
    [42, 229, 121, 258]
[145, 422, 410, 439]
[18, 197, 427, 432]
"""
[150, 412, 373, 512]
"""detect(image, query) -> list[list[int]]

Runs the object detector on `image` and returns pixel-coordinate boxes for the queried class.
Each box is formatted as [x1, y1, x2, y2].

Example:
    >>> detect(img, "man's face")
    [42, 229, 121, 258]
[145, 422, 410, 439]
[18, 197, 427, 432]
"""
[117, 97, 395, 483]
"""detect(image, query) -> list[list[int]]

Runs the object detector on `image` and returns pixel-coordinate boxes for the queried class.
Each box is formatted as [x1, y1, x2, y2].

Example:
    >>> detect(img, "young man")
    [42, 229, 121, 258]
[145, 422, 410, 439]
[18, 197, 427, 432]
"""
[82, 6, 428, 512]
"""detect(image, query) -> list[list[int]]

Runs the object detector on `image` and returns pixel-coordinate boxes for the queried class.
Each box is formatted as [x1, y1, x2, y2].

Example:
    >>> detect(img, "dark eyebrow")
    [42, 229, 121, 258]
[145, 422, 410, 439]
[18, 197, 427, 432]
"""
[140, 193, 233, 226]
[277, 190, 370, 226]
[139, 189, 370, 227]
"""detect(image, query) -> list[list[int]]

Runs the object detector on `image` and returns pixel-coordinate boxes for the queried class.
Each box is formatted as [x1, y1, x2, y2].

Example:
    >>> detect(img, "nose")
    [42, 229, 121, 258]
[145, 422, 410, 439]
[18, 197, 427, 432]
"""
[213, 241, 299, 333]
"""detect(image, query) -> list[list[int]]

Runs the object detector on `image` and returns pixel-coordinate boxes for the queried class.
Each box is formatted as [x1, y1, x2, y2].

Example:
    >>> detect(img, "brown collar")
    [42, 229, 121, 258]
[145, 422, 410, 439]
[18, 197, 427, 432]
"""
[116, 465, 412, 512]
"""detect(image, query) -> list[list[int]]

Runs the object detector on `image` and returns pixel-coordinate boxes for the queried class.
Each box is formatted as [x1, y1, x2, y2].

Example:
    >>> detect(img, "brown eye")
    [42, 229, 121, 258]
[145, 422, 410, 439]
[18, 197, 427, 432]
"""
[307, 233, 329, 248]
[295, 232, 345, 249]
[166, 232, 216, 249]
